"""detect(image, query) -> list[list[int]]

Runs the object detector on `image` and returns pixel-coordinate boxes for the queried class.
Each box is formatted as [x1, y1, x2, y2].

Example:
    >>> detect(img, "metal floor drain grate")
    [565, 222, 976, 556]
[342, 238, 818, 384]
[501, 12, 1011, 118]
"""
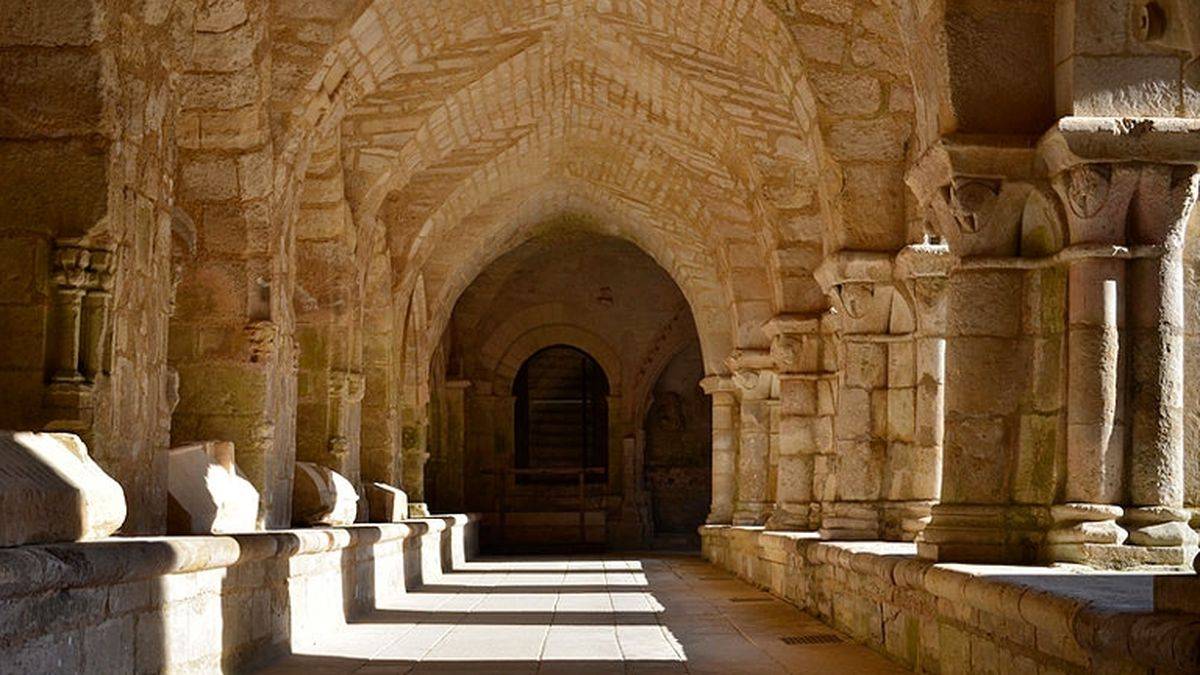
[728, 596, 772, 602]
[780, 634, 845, 646]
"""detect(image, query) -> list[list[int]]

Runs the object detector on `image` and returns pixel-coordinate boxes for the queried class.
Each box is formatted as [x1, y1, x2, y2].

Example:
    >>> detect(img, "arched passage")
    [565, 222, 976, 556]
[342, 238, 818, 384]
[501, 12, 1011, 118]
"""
[424, 229, 711, 550]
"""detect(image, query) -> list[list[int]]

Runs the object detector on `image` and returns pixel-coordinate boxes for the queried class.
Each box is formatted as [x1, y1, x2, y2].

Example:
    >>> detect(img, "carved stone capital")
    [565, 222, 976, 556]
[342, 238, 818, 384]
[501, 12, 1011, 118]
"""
[1040, 117, 1200, 248]
[699, 374, 737, 395]
[814, 253, 914, 336]
[327, 435, 350, 457]
[724, 350, 775, 399]
[761, 314, 837, 374]
[907, 139, 1065, 258]
[52, 244, 117, 293]
[245, 320, 278, 364]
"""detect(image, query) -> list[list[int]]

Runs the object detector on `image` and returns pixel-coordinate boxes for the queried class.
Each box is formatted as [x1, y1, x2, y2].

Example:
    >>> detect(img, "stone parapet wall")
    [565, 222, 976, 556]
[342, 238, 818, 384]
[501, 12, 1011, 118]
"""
[0, 515, 478, 674]
[701, 525, 1199, 674]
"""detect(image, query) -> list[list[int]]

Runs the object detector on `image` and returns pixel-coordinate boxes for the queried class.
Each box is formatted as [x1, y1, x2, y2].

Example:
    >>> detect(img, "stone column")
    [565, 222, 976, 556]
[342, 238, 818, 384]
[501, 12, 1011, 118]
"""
[700, 375, 738, 525]
[47, 247, 90, 385]
[1046, 163, 1139, 563]
[727, 351, 775, 526]
[1038, 127, 1200, 566]
[1124, 165, 1197, 558]
[440, 380, 471, 512]
[815, 250, 944, 541]
[79, 250, 114, 383]
[762, 315, 836, 532]
[894, 243, 954, 540]
[45, 244, 117, 431]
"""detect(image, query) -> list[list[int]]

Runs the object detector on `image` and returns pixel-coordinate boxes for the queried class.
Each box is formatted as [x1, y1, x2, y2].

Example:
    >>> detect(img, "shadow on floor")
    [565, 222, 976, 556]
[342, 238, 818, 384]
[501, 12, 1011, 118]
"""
[253, 553, 908, 675]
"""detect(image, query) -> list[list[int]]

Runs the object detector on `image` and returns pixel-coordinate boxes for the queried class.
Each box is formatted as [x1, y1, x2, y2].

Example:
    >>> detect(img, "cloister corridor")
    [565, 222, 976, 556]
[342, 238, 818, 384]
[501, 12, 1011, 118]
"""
[6, 0, 1200, 673]
[254, 555, 902, 675]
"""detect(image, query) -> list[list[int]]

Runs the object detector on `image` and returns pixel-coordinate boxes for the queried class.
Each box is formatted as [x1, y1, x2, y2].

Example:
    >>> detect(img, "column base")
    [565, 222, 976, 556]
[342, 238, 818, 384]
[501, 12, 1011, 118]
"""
[917, 504, 1048, 564]
[706, 510, 733, 526]
[764, 504, 814, 531]
[732, 503, 770, 526]
[819, 502, 880, 540]
[1124, 506, 1197, 546]
[882, 501, 934, 542]
[817, 501, 934, 541]
[1046, 503, 1127, 564]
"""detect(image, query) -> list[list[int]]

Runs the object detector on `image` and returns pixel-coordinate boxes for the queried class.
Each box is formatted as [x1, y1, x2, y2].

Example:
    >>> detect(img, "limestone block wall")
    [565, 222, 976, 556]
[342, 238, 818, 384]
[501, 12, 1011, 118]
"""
[702, 526, 1199, 674]
[0, 516, 477, 674]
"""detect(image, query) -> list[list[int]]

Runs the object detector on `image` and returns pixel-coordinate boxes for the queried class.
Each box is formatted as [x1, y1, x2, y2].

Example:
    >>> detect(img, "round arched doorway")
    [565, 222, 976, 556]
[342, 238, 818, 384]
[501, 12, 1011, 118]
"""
[513, 345, 610, 484]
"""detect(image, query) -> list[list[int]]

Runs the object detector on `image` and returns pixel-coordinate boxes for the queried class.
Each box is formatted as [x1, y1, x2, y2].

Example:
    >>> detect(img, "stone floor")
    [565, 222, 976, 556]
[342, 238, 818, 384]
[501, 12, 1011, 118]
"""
[255, 554, 907, 674]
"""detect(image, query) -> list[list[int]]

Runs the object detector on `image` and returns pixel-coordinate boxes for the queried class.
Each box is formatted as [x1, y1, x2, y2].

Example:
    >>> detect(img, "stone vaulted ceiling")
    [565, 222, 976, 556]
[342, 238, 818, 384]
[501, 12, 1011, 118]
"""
[276, 0, 919, 373]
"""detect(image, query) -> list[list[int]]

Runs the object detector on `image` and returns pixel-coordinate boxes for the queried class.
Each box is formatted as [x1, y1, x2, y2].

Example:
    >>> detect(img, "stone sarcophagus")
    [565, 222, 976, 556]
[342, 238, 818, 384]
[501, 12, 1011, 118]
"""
[293, 462, 358, 526]
[366, 482, 408, 522]
[166, 441, 260, 534]
[0, 431, 126, 546]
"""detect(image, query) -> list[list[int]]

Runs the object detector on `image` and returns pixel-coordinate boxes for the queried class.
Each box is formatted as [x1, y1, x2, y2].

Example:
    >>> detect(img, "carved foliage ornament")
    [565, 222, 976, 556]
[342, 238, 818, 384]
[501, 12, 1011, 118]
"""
[1066, 164, 1111, 219]
[947, 179, 1000, 234]
[770, 335, 805, 372]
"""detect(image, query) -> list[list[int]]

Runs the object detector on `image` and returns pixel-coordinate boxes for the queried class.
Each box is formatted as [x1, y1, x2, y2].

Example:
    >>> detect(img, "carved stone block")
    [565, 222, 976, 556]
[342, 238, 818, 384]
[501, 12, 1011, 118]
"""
[166, 441, 260, 534]
[292, 461, 358, 526]
[366, 482, 409, 522]
[0, 431, 126, 546]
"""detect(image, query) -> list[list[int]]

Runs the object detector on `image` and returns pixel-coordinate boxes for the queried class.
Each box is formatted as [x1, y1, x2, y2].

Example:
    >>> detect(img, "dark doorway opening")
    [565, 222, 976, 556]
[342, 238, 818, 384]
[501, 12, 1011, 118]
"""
[513, 345, 609, 485]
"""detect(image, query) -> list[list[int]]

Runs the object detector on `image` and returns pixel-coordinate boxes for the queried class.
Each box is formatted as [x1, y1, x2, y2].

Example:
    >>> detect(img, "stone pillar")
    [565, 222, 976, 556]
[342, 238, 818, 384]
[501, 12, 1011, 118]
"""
[1124, 165, 1197, 558]
[894, 244, 954, 540]
[727, 351, 775, 526]
[79, 250, 114, 383]
[914, 118, 1200, 566]
[1038, 137, 1199, 565]
[440, 380, 470, 512]
[326, 369, 365, 483]
[910, 140, 1068, 564]
[814, 250, 943, 541]
[700, 375, 738, 525]
[762, 315, 836, 532]
[1046, 163, 1139, 563]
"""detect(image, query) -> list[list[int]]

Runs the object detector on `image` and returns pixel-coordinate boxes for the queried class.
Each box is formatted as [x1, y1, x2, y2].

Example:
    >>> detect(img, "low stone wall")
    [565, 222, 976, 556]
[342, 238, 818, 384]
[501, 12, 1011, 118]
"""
[701, 525, 1199, 674]
[0, 515, 478, 674]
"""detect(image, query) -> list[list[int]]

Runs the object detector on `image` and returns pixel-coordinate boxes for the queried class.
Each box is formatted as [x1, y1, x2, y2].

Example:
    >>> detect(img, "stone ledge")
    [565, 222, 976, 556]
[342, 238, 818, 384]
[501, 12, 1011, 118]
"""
[0, 514, 479, 673]
[0, 514, 478, 598]
[701, 525, 1200, 674]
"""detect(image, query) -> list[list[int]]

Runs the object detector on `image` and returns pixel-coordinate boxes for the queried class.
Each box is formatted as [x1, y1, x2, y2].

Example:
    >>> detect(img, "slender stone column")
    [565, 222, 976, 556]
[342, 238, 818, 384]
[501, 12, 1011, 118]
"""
[1124, 165, 1197, 557]
[48, 247, 91, 384]
[79, 250, 114, 383]
[700, 375, 738, 525]
[763, 315, 836, 532]
[727, 351, 775, 526]
[894, 244, 954, 540]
